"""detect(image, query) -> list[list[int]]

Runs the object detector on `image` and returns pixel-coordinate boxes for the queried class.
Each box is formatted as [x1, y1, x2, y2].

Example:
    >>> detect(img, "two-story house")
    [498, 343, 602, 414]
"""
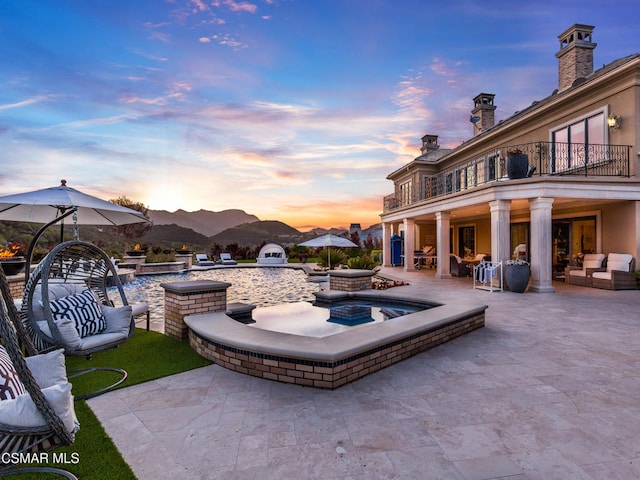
[380, 24, 640, 292]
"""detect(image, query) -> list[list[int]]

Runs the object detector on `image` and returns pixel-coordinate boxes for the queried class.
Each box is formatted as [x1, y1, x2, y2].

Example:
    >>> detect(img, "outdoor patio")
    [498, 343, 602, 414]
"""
[88, 266, 640, 479]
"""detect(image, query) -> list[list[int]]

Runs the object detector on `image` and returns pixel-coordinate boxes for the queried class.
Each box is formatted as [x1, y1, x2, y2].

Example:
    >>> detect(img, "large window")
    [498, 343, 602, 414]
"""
[510, 223, 529, 261]
[551, 112, 605, 171]
[398, 180, 412, 207]
[458, 225, 475, 259]
[553, 216, 596, 267]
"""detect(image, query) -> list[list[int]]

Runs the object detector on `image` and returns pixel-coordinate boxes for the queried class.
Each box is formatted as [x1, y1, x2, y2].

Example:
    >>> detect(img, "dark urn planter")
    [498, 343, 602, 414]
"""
[175, 250, 192, 255]
[126, 251, 145, 257]
[0, 257, 27, 276]
[507, 153, 529, 179]
[505, 264, 530, 293]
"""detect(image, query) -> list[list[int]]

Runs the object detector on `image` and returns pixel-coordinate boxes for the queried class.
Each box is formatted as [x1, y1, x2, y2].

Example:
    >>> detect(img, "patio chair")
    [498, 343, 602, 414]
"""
[565, 253, 605, 286]
[0, 267, 79, 479]
[450, 255, 472, 277]
[590, 253, 637, 290]
[219, 253, 237, 265]
[20, 241, 135, 400]
[195, 253, 215, 266]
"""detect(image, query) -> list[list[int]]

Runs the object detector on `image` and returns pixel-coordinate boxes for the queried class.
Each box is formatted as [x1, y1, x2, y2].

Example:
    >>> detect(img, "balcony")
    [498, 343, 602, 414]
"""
[383, 141, 631, 213]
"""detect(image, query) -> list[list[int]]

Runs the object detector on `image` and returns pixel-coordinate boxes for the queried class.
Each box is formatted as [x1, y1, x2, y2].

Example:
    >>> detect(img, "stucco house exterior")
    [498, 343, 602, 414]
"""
[380, 24, 640, 292]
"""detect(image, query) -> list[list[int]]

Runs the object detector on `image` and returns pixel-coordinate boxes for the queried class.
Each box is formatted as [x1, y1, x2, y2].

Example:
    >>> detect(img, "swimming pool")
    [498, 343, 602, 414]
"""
[113, 267, 323, 325]
[248, 299, 430, 337]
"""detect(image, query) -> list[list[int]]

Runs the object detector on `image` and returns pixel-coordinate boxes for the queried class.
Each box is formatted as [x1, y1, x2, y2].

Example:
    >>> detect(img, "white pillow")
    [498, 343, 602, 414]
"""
[101, 305, 132, 335]
[25, 349, 68, 389]
[0, 381, 79, 435]
[37, 317, 83, 351]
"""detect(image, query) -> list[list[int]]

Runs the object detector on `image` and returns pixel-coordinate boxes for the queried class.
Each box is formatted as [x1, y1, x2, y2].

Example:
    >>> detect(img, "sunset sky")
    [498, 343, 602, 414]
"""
[1, 1, 637, 231]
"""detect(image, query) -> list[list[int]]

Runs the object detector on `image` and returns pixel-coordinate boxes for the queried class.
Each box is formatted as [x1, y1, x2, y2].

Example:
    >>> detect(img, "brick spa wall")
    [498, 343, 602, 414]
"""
[161, 280, 231, 341]
[188, 311, 485, 389]
[6, 275, 24, 299]
[329, 269, 374, 292]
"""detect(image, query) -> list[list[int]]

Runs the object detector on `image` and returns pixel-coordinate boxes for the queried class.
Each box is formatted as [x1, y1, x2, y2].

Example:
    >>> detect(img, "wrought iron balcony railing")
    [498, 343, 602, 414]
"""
[383, 141, 631, 213]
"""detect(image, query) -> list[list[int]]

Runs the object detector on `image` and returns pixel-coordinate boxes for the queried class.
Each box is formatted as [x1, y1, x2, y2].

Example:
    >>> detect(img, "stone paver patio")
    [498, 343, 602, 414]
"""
[88, 267, 640, 479]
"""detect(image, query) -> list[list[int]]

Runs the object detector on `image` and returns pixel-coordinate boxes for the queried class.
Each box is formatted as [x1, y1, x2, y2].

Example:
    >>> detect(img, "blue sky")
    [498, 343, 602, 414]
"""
[1, 1, 638, 231]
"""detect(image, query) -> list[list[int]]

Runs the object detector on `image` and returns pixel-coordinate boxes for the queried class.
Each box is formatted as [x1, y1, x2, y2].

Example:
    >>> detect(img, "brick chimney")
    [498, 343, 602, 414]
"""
[420, 134, 439, 155]
[556, 24, 596, 92]
[470, 93, 496, 136]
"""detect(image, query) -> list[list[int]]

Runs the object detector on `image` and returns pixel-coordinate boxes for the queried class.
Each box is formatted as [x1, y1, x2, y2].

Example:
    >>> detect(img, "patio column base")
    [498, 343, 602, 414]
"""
[528, 285, 555, 293]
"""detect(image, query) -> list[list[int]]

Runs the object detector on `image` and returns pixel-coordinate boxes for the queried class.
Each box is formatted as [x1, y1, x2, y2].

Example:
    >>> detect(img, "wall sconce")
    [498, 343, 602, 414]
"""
[607, 113, 621, 129]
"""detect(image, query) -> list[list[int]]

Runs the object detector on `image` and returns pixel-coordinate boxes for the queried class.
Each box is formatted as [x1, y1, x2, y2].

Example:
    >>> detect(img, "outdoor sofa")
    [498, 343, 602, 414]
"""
[565, 253, 606, 287]
[590, 253, 636, 290]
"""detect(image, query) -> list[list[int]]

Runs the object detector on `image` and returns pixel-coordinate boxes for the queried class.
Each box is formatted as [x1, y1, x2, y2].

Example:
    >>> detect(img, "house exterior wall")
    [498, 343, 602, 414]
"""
[601, 202, 637, 254]
[380, 35, 640, 289]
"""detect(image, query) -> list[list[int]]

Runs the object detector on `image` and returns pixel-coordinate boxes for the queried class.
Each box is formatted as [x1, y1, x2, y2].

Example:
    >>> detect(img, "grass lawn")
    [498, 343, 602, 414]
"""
[14, 328, 212, 479]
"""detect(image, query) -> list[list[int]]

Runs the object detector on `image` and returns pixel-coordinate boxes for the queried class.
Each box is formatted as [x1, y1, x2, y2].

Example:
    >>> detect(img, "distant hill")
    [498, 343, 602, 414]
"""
[148, 208, 259, 237]
[210, 220, 304, 246]
[140, 224, 211, 250]
[361, 223, 382, 242]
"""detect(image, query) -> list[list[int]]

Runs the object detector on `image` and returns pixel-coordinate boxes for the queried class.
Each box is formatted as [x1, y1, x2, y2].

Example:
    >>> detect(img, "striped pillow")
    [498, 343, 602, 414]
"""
[0, 345, 26, 400]
[49, 289, 107, 338]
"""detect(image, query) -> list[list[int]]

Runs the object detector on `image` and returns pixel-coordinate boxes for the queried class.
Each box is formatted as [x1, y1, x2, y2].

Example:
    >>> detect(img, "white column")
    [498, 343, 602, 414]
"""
[382, 222, 391, 267]
[435, 211, 451, 279]
[489, 199, 511, 282]
[635, 201, 640, 262]
[403, 218, 415, 272]
[529, 197, 555, 293]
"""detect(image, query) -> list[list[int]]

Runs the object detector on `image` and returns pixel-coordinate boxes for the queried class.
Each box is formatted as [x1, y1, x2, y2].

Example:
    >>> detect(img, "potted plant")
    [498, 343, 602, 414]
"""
[0, 244, 26, 276]
[506, 147, 529, 179]
[505, 257, 530, 293]
[126, 244, 145, 256]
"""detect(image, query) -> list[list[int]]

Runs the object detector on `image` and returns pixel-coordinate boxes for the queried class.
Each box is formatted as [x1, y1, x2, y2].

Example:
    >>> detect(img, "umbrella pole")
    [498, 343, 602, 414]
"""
[24, 207, 77, 283]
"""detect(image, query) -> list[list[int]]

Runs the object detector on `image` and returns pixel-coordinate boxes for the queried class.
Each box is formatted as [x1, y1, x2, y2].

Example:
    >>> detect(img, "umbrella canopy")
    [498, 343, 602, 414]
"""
[299, 233, 358, 248]
[0, 180, 150, 280]
[0, 181, 148, 226]
[299, 234, 358, 270]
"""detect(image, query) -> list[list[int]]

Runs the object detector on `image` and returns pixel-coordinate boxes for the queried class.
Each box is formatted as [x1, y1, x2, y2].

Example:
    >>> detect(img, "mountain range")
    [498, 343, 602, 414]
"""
[147, 209, 259, 237]
[145, 208, 381, 247]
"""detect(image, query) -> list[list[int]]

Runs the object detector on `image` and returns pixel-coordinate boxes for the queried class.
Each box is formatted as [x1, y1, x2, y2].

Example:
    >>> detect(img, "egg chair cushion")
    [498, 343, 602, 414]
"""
[49, 289, 107, 338]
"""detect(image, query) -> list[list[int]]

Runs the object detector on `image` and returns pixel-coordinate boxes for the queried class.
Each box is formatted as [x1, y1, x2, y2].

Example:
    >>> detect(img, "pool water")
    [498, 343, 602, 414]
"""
[249, 299, 429, 337]
[113, 268, 323, 324]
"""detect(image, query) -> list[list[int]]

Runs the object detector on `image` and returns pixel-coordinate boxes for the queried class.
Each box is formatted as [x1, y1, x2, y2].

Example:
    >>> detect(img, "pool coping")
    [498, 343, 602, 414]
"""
[185, 290, 487, 388]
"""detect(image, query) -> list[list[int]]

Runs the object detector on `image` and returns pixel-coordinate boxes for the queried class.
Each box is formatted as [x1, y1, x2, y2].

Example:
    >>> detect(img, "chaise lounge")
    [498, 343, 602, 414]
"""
[219, 253, 237, 265]
[195, 253, 215, 266]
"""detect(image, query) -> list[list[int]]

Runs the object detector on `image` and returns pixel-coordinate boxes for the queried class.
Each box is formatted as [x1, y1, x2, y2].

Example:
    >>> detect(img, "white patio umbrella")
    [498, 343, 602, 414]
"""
[299, 233, 358, 269]
[0, 180, 150, 279]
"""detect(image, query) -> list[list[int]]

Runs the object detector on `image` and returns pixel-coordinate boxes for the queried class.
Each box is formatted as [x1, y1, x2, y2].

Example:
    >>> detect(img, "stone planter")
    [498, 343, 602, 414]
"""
[506, 153, 529, 179]
[0, 257, 27, 276]
[505, 264, 530, 293]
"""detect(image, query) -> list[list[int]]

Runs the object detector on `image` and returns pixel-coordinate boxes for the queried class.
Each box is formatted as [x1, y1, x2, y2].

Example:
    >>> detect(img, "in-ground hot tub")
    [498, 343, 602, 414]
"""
[185, 289, 487, 389]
